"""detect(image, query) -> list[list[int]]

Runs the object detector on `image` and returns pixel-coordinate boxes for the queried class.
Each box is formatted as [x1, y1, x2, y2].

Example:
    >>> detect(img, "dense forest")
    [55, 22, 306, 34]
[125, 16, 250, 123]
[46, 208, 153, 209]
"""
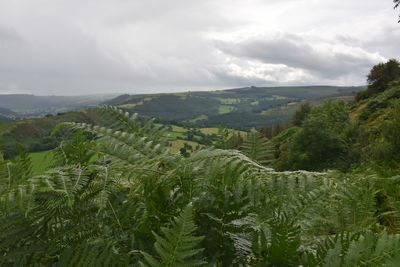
[1, 58, 400, 266]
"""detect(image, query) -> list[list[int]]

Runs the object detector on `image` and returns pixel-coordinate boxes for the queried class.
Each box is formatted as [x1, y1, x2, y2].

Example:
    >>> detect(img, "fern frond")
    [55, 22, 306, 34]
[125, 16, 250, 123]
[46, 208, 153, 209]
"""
[56, 239, 127, 267]
[252, 211, 301, 266]
[241, 129, 274, 165]
[140, 204, 205, 267]
[311, 232, 400, 267]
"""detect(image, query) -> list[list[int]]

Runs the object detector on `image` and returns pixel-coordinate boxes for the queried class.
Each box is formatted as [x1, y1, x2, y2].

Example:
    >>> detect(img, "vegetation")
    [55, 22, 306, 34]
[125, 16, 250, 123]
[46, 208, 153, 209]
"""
[2, 105, 400, 266]
[269, 60, 400, 173]
[105, 86, 363, 129]
[0, 94, 114, 117]
[0, 109, 101, 158]
[292, 102, 312, 126]
[0, 85, 361, 159]
[356, 59, 400, 101]
[1, 51, 400, 266]
[275, 101, 355, 171]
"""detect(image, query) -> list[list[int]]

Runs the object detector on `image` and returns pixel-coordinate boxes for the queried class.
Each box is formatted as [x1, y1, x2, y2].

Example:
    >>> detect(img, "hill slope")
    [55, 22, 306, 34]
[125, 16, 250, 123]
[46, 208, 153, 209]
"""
[269, 80, 400, 172]
[106, 85, 364, 129]
[0, 94, 116, 117]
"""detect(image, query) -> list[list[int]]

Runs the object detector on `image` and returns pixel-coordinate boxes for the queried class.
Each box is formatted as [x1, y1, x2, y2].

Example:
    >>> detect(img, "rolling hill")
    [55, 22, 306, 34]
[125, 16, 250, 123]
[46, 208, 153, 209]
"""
[105, 85, 364, 129]
[0, 94, 116, 117]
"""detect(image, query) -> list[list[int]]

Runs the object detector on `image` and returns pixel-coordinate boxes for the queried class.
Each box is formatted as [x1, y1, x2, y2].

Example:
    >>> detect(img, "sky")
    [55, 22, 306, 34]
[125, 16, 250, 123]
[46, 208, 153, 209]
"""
[0, 0, 399, 95]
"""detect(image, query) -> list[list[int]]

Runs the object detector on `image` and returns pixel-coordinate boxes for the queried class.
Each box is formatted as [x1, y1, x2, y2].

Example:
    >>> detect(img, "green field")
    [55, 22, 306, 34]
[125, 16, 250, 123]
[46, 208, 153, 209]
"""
[199, 127, 247, 136]
[218, 98, 240, 104]
[218, 105, 235, 114]
[169, 140, 202, 153]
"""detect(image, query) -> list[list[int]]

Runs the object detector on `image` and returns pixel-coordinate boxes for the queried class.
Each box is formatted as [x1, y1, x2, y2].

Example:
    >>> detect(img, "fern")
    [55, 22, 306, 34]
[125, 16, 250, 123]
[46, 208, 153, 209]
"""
[252, 212, 301, 267]
[56, 239, 127, 267]
[310, 232, 400, 266]
[241, 129, 274, 165]
[2, 106, 400, 266]
[140, 204, 205, 267]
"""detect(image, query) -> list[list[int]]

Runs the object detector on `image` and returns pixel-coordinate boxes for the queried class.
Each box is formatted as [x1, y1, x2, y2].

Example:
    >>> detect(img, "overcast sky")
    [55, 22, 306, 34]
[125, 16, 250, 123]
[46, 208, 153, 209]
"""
[0, 0, 399, 95]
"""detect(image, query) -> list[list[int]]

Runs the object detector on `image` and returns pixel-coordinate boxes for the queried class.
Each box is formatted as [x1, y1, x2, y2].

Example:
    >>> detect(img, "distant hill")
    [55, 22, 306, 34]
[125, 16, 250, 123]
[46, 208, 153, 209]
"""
[0, 107, 18, 123]
[105, 85, 365, 129]
[0, 94, 116, 117]
[0, 106, 18, 117]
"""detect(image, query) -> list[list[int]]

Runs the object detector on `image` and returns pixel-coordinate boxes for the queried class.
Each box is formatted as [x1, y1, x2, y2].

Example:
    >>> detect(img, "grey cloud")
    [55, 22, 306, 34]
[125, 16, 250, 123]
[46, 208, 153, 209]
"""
[215, 33, 385, 80]
[0, 25, 24, 44]
[0, 0, 398, 95]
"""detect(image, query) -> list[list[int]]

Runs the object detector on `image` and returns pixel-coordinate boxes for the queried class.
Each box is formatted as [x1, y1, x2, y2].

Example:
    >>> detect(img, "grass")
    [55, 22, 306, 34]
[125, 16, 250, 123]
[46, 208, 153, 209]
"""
[171, 125, 186, 132]
[250, 101, 259, 106]
[168, 131, 186, 139]
[169, 140, 202, 153]
[199, 127, 247, 136]
[199, 128, 220, 135]
[189, 115, 208, 123]
[166, 125, 187, 139]
[118, 104, 137, 109]
[218, 98, 240, 104]
[29, 150, 54, 175]
[218, 105, 235, 114]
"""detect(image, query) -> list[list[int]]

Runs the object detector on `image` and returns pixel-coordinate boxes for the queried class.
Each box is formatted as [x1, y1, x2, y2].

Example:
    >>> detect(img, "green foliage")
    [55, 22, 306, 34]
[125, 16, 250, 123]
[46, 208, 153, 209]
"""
[141, 204, 205, 267]
[241, 129, 273, 165]
[276, 101, 353, 171]
[214, 127, 243, 149]
[52, 130, 94, 167]
[104, 86, 363, 129]
[1, 105, 400, 266]
[356, 59, 400, 101]
[292, 102, 312, 126]
[310, 232, 400, 266]
[251, 212, 301, 266]
[371, 101, 400, 168]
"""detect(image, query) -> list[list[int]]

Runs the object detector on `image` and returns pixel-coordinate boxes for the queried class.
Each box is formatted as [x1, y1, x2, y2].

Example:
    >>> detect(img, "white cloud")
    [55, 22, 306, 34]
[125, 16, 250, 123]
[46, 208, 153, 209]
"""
[0, 0, 398, 95]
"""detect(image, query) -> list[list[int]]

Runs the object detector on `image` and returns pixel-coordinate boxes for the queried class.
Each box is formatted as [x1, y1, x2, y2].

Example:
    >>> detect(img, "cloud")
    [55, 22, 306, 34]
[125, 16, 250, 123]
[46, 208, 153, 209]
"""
[214, 32, 386, 85]
[0, 25, 24, 44]
[0, 0, 398, 95]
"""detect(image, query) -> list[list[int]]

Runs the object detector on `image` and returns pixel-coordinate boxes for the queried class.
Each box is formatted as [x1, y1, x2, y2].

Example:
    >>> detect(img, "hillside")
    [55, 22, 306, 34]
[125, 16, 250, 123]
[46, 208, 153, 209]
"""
[0, 107, 17, 123]
[0, 94, 116, 117]
[351, 80, 400, 127]
[269, 78, 400, 172]
[105, 85, 364, 129]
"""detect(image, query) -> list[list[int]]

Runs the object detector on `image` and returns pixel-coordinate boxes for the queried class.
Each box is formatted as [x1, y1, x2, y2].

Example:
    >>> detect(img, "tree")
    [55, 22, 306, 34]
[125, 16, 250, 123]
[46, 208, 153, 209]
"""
[367, 59, 400, 92]
[292, 102, 312, 126]
[277, 101, 352, 171]
[356, 59, 400, 101]
[3, 106, 400, 266]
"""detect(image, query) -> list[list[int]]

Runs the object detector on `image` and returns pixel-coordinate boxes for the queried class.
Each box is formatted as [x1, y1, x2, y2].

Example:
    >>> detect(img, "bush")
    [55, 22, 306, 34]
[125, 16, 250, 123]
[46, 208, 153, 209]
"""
[276, 101, 354, 171]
